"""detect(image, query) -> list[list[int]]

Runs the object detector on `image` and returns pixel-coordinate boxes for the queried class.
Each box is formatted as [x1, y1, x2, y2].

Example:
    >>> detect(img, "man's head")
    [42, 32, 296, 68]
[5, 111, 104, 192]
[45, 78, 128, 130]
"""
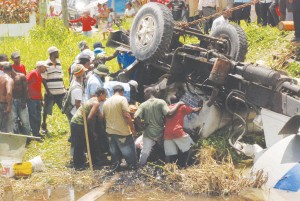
[222, 7, 232, 19]
[94, 64, 109, 78]
[1, 62, 13, 73]
[95, 87, 107, 102]
[128, 80, 138, 93]
[78, 41, 89, 52]
[144, 87, 156, 100]
[126, 2, 132, 9]
[113, 85, 125, 95]
[50, 5, 54, 12]
[36, 61, 48, 73]
[73, 64, 87, 80]
[93, 42, 105, 50]
[11, 52, 20, 65]
[83, 10, 90, 17]
[78, 53, 91, 70]
[0, 54, 8, 62]
[48, 46, 59, 59]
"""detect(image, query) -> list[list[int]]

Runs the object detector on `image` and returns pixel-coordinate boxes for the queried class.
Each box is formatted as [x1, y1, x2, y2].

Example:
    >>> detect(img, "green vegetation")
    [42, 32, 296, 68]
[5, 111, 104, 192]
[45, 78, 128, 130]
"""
[0, 17, 298, 199]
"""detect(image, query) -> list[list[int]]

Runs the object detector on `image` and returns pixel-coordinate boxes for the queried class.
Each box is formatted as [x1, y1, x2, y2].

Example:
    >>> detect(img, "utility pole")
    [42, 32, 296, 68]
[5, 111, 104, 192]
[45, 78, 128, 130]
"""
[61, 0, 69, 28]
[39, 0, 47, 26]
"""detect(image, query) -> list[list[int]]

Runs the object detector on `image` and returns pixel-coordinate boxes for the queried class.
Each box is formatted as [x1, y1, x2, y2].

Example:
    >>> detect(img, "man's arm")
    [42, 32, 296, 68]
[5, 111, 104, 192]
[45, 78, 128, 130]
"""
[87, 102, 100, 123]
[42, 79, 52, 96]
[123, 110, 137, 137]
[6, 78, 14, 113]
[105, 50, 119, 61]
[166, 101, 185, 116]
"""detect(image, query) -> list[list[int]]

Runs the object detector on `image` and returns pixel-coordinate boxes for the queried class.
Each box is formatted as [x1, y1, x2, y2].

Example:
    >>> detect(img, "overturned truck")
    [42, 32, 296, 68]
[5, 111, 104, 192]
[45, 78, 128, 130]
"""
[108, 3, 300, 195]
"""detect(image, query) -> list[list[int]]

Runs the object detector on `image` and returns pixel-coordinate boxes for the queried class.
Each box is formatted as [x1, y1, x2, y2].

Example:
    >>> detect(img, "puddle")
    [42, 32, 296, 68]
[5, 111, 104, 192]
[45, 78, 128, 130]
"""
[21, 186, 88, 201]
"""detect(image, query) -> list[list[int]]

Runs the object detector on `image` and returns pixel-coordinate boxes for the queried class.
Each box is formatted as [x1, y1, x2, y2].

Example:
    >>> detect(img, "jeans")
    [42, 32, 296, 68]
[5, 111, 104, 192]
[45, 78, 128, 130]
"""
[9, 99, 31, 135]
[27, 99, 42, 137]
[202, 7, 216, 34]
[257, 3, 272, 26]
[139, 136, 163, 166]
[83, 31, 92, 37]
[269, 2, 279, 25]
[71, 122, 98, 168]
[0, 103, 13, 133]
[107, 134, 137, 166]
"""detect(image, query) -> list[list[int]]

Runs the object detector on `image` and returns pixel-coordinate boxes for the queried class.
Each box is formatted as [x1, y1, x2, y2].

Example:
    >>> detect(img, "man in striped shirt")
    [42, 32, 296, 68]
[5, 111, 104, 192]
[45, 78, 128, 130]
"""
[41, 46, 66, 133]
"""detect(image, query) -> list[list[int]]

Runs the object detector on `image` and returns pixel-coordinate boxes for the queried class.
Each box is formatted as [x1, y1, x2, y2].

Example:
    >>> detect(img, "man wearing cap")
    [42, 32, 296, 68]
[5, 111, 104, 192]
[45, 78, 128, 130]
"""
[26, 61, 47, 137]
[11, 52, 27, 75]
[0, 62, 14, 132]
[42, 46, 66, 133]
[134, 87, 184, 166]
[104, 80, 139, 105]
[85, 64, 109, 100]
[8, 62, 31, 135]
[93, 42, 106, 56]
[67, 64, 87, 123]
[103, 85, 138, 170]
[70, 10, 97, 37]
[70, 53, 93, 83]
[69, 41, 94, 83]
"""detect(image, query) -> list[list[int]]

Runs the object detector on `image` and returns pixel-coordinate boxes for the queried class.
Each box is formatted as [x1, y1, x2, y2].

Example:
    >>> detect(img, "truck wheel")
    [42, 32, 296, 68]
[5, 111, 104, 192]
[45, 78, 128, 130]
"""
[210, 23, 248, 62]
[130, 3, 174, 62]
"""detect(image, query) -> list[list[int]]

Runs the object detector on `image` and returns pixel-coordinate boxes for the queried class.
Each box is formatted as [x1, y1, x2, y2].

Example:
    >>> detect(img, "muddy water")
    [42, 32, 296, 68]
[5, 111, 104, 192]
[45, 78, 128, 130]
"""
[21, 186, 265, 201]
[97, 188, 265, 201]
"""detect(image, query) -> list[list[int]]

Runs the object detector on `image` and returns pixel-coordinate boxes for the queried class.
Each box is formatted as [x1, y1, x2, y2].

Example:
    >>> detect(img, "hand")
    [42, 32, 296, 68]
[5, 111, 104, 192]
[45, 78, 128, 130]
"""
[42, 100, 45, 107]
[193, 107, 201, 113]
[279, 14, 286, 21]
[132, 129, 137, 138]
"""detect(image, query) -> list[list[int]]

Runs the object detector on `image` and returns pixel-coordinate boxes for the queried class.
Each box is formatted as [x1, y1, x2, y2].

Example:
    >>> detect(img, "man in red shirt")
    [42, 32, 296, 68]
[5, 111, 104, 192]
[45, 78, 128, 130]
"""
[11, 52, 27, 75]
[164, 102, 201, 167]
[70, 10, 97, 37]
[26, 61, 47, 137]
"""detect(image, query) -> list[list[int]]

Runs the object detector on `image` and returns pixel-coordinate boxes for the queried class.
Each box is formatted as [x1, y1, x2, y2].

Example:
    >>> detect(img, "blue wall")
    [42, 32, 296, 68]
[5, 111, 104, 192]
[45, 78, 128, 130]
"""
[107, 0, 128, 15]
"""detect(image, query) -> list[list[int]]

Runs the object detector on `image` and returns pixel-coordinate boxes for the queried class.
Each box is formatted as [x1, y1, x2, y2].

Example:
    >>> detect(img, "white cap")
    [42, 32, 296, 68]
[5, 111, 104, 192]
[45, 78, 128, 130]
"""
[36, 61, 49, 68]
[47, 46, 59, 54]
[81, 49, 95, 62]
[128, 80, 138, 93]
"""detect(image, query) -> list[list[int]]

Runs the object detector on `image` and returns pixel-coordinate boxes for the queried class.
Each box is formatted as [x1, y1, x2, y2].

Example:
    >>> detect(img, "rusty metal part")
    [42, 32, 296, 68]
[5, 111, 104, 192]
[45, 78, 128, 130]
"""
[176, 0, 259, 29]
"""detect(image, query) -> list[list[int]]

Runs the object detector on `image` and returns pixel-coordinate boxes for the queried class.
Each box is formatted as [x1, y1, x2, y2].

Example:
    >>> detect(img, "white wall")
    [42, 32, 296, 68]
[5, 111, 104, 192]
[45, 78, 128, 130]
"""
[0, 13, 36, 37]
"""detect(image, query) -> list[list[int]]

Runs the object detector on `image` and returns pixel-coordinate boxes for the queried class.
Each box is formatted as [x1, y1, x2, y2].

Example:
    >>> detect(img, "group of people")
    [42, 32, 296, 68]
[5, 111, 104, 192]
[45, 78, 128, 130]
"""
[65, 1, 137, 38]
[0, 38, 202, 171]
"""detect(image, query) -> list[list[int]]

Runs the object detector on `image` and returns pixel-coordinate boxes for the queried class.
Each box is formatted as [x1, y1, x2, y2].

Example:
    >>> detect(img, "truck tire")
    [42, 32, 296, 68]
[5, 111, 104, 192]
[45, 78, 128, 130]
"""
[210, 23, 248, 62]
[130, 3, 174, 62]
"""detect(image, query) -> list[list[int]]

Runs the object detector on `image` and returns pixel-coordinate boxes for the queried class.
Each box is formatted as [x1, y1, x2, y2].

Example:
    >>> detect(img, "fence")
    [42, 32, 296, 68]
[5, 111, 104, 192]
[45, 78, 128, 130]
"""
[0, 13, 36, 37]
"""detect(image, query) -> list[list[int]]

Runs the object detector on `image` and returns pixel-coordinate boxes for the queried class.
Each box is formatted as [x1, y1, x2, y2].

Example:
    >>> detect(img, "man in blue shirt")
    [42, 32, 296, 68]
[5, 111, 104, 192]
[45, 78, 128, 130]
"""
[116, 46, 136, 70]
[85, 64, 109, 100]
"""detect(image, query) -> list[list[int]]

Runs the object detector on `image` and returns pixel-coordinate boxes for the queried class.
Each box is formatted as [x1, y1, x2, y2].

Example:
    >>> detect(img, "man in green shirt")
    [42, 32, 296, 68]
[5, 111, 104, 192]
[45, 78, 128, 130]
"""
[71, 88, 106, 170]
[134, 87, 184, 166]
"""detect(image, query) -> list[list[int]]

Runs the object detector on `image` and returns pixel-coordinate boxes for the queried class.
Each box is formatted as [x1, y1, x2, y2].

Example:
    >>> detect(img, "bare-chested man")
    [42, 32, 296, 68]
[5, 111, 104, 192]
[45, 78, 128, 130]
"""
[0, 54, 9, 77]
[7, 68, 31, 135]
[0, 62, 14, 132]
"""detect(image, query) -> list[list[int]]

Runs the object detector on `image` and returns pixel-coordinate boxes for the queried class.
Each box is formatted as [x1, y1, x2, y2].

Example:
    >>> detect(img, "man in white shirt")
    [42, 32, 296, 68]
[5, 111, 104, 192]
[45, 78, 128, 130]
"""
[211, 8, 232, 32]
[124, 2, 136, 17]
[198, 0, 220, 34]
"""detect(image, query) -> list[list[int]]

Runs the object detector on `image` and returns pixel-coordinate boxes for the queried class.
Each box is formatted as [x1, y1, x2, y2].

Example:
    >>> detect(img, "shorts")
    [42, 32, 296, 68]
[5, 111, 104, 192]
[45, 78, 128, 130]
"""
[164, 134, 194, 156]
[44, 93, 65, 115]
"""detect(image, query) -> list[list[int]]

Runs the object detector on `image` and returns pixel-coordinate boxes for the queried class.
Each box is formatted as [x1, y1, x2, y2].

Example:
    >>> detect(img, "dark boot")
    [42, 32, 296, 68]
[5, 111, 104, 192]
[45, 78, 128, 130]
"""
[165, 155, 177, 164]
[178, 149, 192, 168]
